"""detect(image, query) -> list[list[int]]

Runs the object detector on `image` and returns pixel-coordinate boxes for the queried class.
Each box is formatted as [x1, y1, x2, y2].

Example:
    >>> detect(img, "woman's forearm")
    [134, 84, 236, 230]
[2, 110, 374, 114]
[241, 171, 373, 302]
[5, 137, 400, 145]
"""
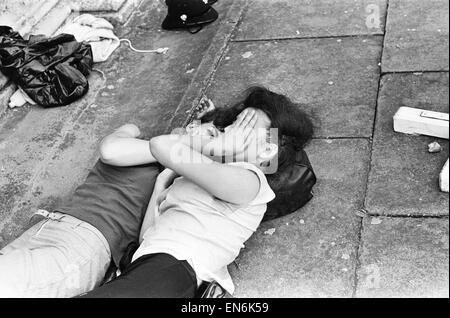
[149, 135, 260, 205]
[175, 134, 225, 162]
[177, 134, 212, 155]
[99, 124, 157, 167]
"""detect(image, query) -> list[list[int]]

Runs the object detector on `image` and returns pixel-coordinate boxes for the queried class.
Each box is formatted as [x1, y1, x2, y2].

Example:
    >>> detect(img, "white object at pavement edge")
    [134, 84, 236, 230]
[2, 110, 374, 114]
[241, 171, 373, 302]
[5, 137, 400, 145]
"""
[9, 87, 36, 108]
[393, 106, 449, 193]
[393, 106, 449, 139]
[440, 159, 449, 193]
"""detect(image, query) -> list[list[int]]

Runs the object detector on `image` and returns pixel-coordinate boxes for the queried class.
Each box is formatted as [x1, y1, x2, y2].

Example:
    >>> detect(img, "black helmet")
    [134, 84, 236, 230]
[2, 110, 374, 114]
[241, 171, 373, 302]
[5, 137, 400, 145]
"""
[162, 0, 219, 33]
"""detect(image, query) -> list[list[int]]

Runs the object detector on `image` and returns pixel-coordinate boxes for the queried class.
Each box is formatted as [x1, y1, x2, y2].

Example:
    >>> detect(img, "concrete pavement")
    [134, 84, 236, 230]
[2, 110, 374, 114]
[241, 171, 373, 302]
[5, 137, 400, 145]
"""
[0, 0, 448, 297]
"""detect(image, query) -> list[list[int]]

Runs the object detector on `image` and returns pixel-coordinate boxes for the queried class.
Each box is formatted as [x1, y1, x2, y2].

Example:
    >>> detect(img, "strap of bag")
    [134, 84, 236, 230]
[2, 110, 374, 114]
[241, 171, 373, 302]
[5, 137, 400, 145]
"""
[201, 281, 232, 298]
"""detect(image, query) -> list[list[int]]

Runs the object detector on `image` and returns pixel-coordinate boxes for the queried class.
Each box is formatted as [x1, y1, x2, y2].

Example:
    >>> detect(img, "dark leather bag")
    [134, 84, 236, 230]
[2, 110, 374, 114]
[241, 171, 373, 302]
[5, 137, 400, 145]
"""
[264, 144, 316, 222]
[0, 26, 93, 107]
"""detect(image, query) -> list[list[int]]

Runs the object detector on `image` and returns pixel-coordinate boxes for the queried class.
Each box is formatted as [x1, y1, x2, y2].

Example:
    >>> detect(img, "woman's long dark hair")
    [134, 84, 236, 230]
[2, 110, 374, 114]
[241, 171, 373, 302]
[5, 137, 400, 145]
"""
[200, 86, 315, 150]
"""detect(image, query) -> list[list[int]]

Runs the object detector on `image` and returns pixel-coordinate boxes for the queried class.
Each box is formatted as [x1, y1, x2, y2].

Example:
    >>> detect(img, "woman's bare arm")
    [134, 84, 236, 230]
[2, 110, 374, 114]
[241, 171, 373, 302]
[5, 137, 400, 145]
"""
[99, 124, 157, 166]
[139, 183, 163, 243]
[139, 169, 179, 242]
[150, 137, 260, 205]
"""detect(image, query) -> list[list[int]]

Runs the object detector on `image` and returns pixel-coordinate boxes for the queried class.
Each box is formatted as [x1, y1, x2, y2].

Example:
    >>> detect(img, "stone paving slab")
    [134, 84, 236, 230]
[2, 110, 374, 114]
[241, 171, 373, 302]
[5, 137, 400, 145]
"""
[0, 0, 58, 34]
[382, 0, 449, 72]
[0, 0, 236, 247]
[356, 217, 449, 298]
[17, 0, 61, 36]
[230, 139, 370, 297]
[32, 1, 72, 36]
[366, 73, 449, 216]
[206, 37, 382, 138]
[73, 0, 127, 11]
[99, 0, 146, 24]
[235, 0, 387, 40]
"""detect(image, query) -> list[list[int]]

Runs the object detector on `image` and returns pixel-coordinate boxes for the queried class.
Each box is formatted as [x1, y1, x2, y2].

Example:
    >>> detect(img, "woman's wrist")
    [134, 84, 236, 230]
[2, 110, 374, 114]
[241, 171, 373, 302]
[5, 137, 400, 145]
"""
[176, 134, 212, 154]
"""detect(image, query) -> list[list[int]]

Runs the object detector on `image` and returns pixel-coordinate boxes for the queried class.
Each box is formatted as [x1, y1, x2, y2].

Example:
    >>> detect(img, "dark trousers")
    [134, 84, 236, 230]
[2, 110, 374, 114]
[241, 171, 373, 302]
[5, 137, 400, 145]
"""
[79, 253, 197, 298]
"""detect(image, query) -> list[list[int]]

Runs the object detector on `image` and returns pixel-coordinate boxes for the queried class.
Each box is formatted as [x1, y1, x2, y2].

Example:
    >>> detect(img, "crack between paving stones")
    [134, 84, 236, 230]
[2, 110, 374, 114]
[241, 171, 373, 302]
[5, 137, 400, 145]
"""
[381, 70, 449, 75]
[368, 214, 449, 219]
[351, 0, 391, 298]
[231, 34, 384, 43]
[123, 0, 148, 26]
[229, 0, 251, 39]
[352, 214, 365, 298]
[313, 136, 371, 140]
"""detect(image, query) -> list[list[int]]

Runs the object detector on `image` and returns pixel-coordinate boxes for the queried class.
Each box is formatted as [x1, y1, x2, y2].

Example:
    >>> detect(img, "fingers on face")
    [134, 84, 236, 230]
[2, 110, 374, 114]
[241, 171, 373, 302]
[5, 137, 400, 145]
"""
[243, 115, 257, 138]
[232, 109, 247, 127]
[235, 109, 256, 129]
[245, 111, 257, 129]
[244, 129, 256, 146]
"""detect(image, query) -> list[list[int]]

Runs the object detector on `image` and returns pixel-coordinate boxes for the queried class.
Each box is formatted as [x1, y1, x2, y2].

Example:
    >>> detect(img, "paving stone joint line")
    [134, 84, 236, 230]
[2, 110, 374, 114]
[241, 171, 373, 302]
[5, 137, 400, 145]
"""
[381, 70, 450, 75]
[352, 0, 391, 297]
[231, 34, 385, 43]
[368, 215, 450, 219]
[312, 136, 372, 140]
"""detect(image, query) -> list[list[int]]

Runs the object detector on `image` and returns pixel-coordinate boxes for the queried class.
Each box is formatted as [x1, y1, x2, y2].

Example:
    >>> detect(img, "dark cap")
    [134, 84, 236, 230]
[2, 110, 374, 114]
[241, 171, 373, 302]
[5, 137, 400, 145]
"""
[162, 0, 219, 31]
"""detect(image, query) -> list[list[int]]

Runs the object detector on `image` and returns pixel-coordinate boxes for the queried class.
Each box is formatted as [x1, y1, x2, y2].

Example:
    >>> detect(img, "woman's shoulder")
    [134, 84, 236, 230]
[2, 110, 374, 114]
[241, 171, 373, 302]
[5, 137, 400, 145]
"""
[225, 161, 275, 206]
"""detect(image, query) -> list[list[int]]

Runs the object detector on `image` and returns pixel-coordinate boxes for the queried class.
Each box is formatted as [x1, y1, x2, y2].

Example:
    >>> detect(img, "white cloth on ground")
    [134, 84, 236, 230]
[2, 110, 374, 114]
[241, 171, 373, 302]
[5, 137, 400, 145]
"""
[9, 86, 36, 108]
[57, 14, 120, 63]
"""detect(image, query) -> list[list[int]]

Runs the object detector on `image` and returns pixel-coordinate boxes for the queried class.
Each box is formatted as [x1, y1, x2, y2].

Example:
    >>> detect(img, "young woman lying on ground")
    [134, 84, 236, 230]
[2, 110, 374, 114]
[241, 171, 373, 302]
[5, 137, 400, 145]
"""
[0, 86, 313, 298]
[80, 86, 314, 298]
